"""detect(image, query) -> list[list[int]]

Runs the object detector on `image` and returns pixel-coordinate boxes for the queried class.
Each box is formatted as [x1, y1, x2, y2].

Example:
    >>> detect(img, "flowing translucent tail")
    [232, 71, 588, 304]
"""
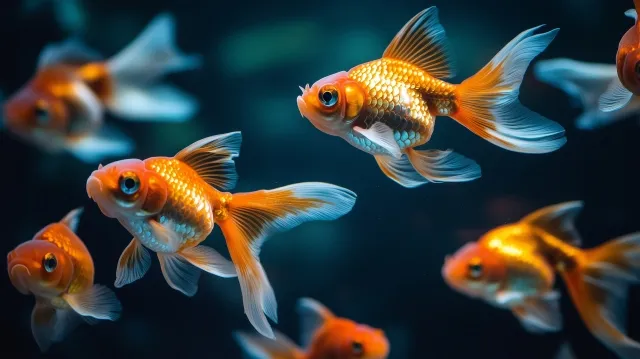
[562, 233, 640, 359]
[233, 331, 303, 359]
[215, 183, 356, 338]
[454, 26, 566, 153]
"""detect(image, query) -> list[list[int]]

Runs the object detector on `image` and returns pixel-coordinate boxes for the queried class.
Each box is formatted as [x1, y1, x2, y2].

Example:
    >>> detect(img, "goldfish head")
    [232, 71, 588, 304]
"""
[3, 86, 70, 137]
[617, 46, 640, 94]
[442, 242, 507, 300]
[297, 71, 366, 137]
[315, 320, 389, 359]
[7, 238, 73, 297]
[86, 159, 168, 219]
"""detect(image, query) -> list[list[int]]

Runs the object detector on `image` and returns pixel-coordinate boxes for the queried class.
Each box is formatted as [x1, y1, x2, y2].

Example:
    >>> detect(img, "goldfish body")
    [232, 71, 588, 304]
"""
[235, 298, 389, 359]
[534, 58, 640, 129]
[2, 13, 201, 163]
[297, 7, 566, 188]
[7, 208, 121, 352]
[86, 132, 357, 339]
[442, 201, 640, 359]
[599, 5, 640, 112]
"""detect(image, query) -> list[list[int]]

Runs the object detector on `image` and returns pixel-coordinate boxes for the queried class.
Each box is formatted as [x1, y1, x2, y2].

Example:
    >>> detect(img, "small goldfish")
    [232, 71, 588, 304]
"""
[2, 13, 200, 163]
[297, 7, 566, 188]
[86, 132, 357, 339]
[442, 201, 640, 359]
[7, 208, 121, 352]
[534, 58, 640, 129]
[234, 298, 389, 359]
[599, 5, 640, 112]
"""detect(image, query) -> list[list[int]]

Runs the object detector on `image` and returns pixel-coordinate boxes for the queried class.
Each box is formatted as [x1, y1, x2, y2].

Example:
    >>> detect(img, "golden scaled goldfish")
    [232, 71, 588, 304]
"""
[235, 298, 389, 359]
[85, 132, 357, 339]
[2, 13, 200, 163]
[442, 201, 640, 359]
[297, 7, 566, 188]
[7, 208, 121, 352]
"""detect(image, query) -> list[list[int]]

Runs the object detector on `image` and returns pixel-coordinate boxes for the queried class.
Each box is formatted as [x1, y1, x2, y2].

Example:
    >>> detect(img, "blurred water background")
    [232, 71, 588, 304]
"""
[0, 0, 637, 358]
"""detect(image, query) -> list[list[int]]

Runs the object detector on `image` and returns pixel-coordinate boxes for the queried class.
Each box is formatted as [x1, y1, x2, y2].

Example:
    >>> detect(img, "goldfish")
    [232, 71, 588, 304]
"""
[534, 58, 640, 129]
[85, 132, 357, 339]
[297, 7, 566, 188]
[7, 208, 121, 352]
[442, 201, 640, 359]
[599, 5, 640, 112]
[2, 13, 201, 163]
[234, 298, 389, 359]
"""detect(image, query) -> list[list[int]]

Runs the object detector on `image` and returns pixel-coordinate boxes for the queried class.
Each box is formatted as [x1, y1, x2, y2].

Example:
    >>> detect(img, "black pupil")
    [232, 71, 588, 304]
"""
[35, 107, 47, 119]
[322, 91, 334, 103]
[352, 341, 363, 355]
[124, 177, 136, 189]
[470, 264, 482, 275]
[44, 256, 56, 271]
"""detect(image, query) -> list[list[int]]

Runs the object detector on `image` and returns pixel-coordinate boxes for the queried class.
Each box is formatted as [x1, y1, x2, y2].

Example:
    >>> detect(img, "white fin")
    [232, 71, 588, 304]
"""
[383, 6, 456, 78]
[353, 123, 402, 158]
[555, 342, 575, 359]
[180, 245, 237, 278]
[512, 293, 562, 333]
[234, 331, 302, 359]
[599, 77, 634, 112]
[495, 290, 527, 305]
[148, 218, 183, 252]
[115, 238, 152, 288]
[72, 81, 104, 130]
[175, 132, 242, 191]
[62, 284, 122, 321]
[31, 301, 83, 352]
[38, 38, 101, 69]
[374, 154, 429, 188]
[157, 252, 201, 296]
[107, 84, 198, 122]
[625, 9, 638, 21]
[60, 207, 83, 233]
[405, 148, 481, 183]
[521, 201, 583, 246]
[66, 125, 134, 163]
[297, 298, 335, 348]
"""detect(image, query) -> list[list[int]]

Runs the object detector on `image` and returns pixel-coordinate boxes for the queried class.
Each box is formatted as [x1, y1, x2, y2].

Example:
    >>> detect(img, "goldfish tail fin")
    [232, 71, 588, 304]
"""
[297, 298, 336, 348]
[512, 292, 563, 333]
[404, 148, 481, 183]
[106, 13, 201, 122]
[62, 284, 122, 321]
[217, 183, 356, 338]
[31, 301, 84, 352]
[533, 59, 624, 129]
[66, 124, 134, 163]
[454, 26, 566, 153]
[562, 232, 640, 359]
[233, 331, 303, 359]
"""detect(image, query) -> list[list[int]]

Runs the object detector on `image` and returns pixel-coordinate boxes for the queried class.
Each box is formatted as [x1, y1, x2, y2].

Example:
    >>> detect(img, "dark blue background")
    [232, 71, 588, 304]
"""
[0, 0, 637, 358]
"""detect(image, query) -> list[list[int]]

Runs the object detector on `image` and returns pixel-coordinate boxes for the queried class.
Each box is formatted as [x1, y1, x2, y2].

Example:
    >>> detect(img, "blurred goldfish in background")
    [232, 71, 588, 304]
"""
[234, 298, 389, 359]
[599, 4, 640, 112]
[7, 208, 121, 352]
[2, 13, 201, 163]
[442, 201, 640, 359]
[534, 58, 640, 130]
[297, 7, 566, 188]
[85, 132, 357, 339]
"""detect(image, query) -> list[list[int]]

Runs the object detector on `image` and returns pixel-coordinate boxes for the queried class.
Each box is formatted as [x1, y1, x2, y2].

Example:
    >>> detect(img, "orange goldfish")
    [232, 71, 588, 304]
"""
[234, 298, 389, 359]
[2, 13, 200, 163]
[7, 208, 121, 352]
[85, 132, 357, 339]
[297, 7, 566, 188]
[442, 201, 640, 359]
[599, 3, 640, 112]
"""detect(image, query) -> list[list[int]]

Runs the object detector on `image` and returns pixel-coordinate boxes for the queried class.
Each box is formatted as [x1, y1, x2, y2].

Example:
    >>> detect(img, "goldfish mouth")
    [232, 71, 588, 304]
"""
[9, 264, 32, 295]
[86, 176, 116, 218]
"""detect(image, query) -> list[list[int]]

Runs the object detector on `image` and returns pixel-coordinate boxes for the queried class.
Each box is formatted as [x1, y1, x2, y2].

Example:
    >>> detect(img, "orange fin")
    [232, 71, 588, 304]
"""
[175, 132, 242, 191]
[297, 298, 335, 348]
[512, 292, 562, 333]
[234, 330, 302, 359]
[217, 183, 356, 338]
[383, 7, 456, 78]
[115, 238, 151, 288]
[563, 232, 640, 359]
[454, 26, 566, 154]
[521, 201, 583, 246]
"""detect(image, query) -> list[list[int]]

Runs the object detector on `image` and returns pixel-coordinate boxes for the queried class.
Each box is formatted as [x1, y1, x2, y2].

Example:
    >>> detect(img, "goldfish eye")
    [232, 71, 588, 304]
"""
[319, 86, 339, 107]
[42, 253, 57, 273]
[34, 101, 49, 124]
[351, 341, 364, 357]
[468, 258, 483, 279]
[119, 172, 140, 195]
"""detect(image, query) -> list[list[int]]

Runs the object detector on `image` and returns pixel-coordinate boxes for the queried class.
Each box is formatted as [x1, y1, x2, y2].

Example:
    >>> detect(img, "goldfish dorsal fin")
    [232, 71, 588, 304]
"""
[383, 6, 456, 79]
[38, 38, 102, 69]
[297, 298, 336, 348]
[60, 207, 84, 233]
[625, 9, 638, 22]
[174, 132, 242, 191]
[521, 201, 583, 246]
[233, 331, 302, 359]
